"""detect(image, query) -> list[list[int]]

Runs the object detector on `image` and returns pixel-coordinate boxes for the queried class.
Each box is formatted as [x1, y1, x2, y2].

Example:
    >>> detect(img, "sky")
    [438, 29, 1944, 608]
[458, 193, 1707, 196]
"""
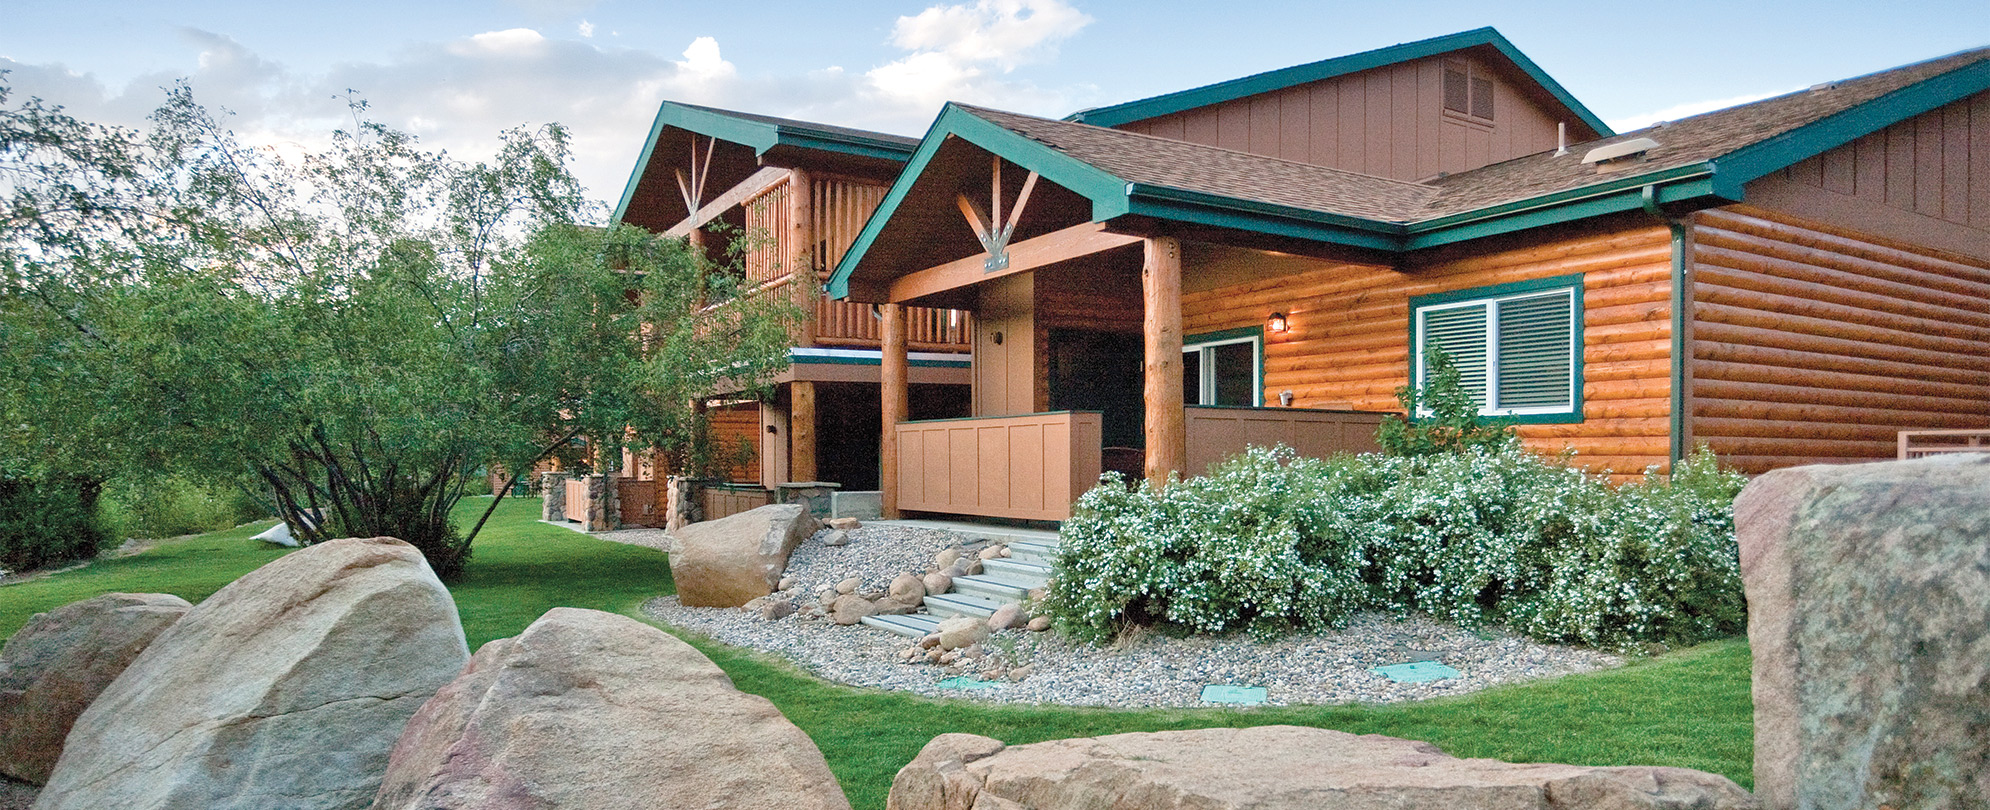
[4, 0, 1986, 211]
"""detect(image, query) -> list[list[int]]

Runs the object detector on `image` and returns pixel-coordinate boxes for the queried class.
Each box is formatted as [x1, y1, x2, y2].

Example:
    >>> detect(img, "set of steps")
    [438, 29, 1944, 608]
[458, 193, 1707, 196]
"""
[860, 523, 1059, 639]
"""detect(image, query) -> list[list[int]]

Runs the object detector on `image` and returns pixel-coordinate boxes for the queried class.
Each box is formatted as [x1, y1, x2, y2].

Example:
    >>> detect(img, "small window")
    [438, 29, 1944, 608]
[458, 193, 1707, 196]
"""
[1410, 276, 1581, 420]
[1443, 62, 1496, 122]
[1182, 328, 1261, 407]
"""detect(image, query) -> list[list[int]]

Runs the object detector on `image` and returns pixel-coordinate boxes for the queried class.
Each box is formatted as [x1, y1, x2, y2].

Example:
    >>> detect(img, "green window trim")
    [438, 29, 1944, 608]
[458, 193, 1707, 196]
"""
[1182, 325, 1265, 407]
[1409, 274, 1584, 425]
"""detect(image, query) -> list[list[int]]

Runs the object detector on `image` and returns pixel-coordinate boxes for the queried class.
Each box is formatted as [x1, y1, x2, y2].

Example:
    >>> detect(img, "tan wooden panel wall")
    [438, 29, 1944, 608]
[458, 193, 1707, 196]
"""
[973, 273, 1040, 416]
[704, 401, 762, 483]
[1184, 406, 1386, 476]
[702, 485, 774, 522]
[895, 412, 1103, 521]
[1180, 221, 1676, 475]
[1115, 52, 1567, 181]
[1689, 206, 1990, 474]
[1767, 91, 1990, 230]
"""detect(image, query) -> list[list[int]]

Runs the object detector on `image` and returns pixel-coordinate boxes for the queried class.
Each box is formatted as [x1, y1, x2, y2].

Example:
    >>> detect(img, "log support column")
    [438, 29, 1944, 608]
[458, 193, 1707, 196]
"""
[791, 380, 817, 483]
[880, 303, 909, 518]
[1143, 236, 1186, 481]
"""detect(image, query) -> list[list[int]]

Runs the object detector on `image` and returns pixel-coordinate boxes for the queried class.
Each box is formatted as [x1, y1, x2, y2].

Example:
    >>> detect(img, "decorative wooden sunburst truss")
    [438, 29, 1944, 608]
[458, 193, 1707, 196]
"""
[956, 156, 1039, 273]
[674, 135, 718, 216]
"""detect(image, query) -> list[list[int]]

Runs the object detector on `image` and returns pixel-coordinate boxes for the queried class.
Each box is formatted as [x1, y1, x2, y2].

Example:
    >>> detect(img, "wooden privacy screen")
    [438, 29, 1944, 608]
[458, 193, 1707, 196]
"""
[702, 484, 773, 522]
[895, 412, 1103, 521]
[562, 478, 588, 523]
[616, 478, 664, 528]
[1183, 406, 1388, 476]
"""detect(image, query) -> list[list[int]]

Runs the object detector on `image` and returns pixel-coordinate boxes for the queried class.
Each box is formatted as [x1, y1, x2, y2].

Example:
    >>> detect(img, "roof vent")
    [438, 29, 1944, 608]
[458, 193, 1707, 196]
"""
[1810, 81, 1837, 93]
[1581, 137, 1661, 171]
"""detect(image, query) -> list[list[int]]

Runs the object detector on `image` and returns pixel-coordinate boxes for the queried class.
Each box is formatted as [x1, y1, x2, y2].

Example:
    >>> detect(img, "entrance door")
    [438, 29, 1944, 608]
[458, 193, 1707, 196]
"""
[1047, 329, 1144, 449]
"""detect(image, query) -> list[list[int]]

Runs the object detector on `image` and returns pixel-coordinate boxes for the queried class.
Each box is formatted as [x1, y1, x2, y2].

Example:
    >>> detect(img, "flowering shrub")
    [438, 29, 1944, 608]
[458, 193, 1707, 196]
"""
[1045, 445, 1746, 649]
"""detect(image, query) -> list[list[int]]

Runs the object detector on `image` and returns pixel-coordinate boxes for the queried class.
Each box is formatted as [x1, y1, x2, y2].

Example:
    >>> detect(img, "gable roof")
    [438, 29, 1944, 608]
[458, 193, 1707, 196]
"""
[1065, 27, 1613, 139]
[612, 101, 919, 224]
[829, 42, 1990, 299]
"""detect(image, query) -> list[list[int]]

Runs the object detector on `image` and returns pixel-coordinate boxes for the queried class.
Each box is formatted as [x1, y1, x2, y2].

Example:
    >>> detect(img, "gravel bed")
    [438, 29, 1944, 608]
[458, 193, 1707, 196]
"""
[635, 523, 1624, 708]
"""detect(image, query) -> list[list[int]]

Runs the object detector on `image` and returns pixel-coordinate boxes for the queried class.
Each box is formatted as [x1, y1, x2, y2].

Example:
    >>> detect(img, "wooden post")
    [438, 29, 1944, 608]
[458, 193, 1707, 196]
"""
[787, 167, 818, 346]
[792, 380, 818, 483]
[1143, 236, 1186, 481]
[881, 303, 909, 518]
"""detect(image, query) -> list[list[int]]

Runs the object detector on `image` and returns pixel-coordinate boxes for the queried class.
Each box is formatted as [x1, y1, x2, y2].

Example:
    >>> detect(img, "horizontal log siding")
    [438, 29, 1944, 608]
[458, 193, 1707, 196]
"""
[1689, 206, 1990, 473]
[1181, 223, 1675, 475]
[704, 402, 762, 484]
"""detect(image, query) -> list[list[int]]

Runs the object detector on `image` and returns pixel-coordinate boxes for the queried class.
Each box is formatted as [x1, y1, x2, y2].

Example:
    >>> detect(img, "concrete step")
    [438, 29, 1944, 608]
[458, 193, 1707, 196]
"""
[952, 574, 1032, 603]
[1005, 539, 1060, 565]
[981, 558, 1052, 588]
[860, 613, 942, 638]
[923, 592, 1004, 619]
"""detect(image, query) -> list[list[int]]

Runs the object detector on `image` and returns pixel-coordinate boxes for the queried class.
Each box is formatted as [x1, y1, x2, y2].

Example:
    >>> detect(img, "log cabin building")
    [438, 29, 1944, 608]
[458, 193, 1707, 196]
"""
[612, 102, 974, 507]
[819, 28, 1990, 522]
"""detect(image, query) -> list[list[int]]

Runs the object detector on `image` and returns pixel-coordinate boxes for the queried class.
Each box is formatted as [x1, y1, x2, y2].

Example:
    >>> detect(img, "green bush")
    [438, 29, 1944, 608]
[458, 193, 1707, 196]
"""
[0, 475, 110, 573]
[98, 476, 267, 541]
[1045, 444, 1747, 650]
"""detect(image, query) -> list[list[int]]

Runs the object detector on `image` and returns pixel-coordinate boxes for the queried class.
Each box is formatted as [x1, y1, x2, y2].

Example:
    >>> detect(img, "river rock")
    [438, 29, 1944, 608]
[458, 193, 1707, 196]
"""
[820, 529, 850, 547]
[887, 726, 1755, 810]
[976, 545, 1005, 561]
[1736, 454, 1990, 810]
[934, 617, 987, 652]
[920, 572, 950, 596]
[888, 573, 926, 602]
[827, 517, 861, 531]
[1026, 616, 1052, 632]
[668, 505, 820, 608]
[373, 608, 849, 810]
[986, 603, 1022, 631]
[35, 537, 469, 810]
[831, 595, 878, 626]
[934, 549, 961, 571]
[0, 593, 191, 784]
[760, 599, 797, 621]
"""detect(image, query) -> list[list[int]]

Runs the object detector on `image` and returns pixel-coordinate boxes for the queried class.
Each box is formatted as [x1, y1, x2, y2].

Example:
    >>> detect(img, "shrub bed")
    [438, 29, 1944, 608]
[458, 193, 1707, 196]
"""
[1045, 445, 1746, 650]
[0, 474, 109, 572]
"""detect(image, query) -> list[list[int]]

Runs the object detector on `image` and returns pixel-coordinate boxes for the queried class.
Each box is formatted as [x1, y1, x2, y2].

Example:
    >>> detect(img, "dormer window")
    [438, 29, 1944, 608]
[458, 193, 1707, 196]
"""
[1443, 62, 1495, 121]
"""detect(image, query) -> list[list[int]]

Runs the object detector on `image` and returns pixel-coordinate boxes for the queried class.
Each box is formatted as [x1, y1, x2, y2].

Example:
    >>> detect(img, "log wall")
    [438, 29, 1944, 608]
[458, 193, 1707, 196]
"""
[1181, 219, 1677, 474]
[1688, 206, 1990, 474]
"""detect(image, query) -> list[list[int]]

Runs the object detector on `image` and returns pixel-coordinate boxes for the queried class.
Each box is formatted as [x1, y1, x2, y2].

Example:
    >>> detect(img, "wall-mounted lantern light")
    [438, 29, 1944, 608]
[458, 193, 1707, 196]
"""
[1267, 312, 1290, 334]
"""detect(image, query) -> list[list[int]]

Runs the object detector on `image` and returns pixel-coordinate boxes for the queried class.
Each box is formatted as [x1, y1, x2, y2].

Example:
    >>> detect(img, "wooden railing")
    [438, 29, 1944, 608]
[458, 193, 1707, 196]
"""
[895, 411, 1102, 521]
[812, 298, 972, 350]
[1184, 406, 1387, 476]
[1898, 429, 1990, 459]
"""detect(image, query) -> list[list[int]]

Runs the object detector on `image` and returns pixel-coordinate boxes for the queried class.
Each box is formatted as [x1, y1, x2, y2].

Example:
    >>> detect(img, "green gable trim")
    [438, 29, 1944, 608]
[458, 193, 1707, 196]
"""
[1125, 184, 1408, 250]
[826, 105, 1133, 299]
[1710, 57, 1990, 198]
[1067, 27, 1612, 138]
[611, 102, 918, 224]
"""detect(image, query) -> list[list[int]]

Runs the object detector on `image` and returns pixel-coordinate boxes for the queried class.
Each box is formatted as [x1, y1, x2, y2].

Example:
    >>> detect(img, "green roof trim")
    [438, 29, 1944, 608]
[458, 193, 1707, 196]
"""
[1066, 27, 1613, 138]
[1123, 184, 1407, 251]
[1708, 56, 1990, 199]
[1405, 164, 1721, 249]
[825, 104, 1130, 299]
[611, 102, 919, 224]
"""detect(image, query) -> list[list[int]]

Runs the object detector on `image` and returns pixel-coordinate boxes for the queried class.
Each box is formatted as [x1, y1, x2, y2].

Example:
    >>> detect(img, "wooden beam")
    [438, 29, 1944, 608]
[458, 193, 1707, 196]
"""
[791, 380, 817, 483]
[1000, 171, 1040, 244]
[886, 222, 1142, 303]
[1143, 236, 1186, 481]
[880, 304, 909, 519]
[664, 166, 789, 237]
[956, 193, 996, 253]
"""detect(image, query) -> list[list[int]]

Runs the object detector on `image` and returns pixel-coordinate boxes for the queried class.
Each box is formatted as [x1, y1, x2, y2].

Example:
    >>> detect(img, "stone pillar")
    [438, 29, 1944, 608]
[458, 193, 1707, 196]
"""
[665, 476, 686, 533]
[541, 472, 568, 522]
[581, 473, 618, 533]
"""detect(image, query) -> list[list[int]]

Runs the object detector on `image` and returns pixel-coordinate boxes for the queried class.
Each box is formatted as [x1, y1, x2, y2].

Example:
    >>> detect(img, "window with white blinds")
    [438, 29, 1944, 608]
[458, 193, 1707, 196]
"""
[1412, 279, 1579, 419]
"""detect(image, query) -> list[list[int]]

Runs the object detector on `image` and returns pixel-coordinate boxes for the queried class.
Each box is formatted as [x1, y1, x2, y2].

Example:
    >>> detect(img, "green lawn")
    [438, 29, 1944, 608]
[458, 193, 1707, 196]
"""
[1, 497, 1754, 809]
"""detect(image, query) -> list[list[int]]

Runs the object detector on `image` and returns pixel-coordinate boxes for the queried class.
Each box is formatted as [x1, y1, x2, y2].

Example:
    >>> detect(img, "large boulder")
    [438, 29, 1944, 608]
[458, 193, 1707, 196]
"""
[1735, 455, 1990, 810]
[33, 537, 470, 810]
[0, 593, 190, 784]
[888, 726, 1755, 810]
[669, 504, 820, 607]
[372, 607, 849, 810]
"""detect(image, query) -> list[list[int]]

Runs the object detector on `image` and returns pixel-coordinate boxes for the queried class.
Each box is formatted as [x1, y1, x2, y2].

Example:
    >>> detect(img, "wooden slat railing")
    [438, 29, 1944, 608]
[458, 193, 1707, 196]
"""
[811, 298, 972, 350]
[741, 180, 793, 285]
[895, 411, 1102, 521]
[1898, 428, 1990, 459]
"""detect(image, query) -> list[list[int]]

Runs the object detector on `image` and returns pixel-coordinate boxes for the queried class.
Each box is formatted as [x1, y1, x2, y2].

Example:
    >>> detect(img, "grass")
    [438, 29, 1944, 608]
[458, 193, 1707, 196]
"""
[1, 496, 1753, 809]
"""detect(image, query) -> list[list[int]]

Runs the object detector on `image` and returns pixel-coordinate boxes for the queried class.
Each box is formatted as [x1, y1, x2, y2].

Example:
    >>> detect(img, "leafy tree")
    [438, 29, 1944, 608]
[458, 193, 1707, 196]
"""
[1376, 345, 1518, 457]
[0, 79, 801, 577]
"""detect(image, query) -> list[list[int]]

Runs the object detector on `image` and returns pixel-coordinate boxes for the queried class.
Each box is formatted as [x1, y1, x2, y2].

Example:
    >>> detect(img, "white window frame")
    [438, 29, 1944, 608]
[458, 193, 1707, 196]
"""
[1412, 285, 1579, 418]
[1183, 332, 1262, 407]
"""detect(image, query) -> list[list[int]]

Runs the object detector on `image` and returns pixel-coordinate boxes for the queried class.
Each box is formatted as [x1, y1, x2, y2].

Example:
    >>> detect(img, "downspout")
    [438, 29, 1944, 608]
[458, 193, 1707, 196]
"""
[1640, 185, 1689, 470]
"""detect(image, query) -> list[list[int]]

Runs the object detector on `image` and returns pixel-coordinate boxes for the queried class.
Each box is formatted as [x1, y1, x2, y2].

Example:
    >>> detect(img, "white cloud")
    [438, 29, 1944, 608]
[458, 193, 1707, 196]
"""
[0, 5, 1101, 207]
[1608, 86, 1803, 132]
[577, 20, 595, 38]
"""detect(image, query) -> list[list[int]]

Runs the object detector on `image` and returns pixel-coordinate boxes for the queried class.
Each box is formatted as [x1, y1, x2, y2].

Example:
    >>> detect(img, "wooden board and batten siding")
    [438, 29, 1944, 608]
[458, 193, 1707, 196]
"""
[1112, 51, 1573, 181]
[894, 411, 1103, 521]
[1688, 206, 1990, 474]
[1184, 406, 1386, 476]
[1181, 219, 1677, 475]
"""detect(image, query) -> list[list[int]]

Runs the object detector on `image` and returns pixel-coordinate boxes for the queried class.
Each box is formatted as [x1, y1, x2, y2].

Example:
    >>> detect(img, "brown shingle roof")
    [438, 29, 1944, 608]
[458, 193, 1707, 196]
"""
[959, 46, 1990, 227]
